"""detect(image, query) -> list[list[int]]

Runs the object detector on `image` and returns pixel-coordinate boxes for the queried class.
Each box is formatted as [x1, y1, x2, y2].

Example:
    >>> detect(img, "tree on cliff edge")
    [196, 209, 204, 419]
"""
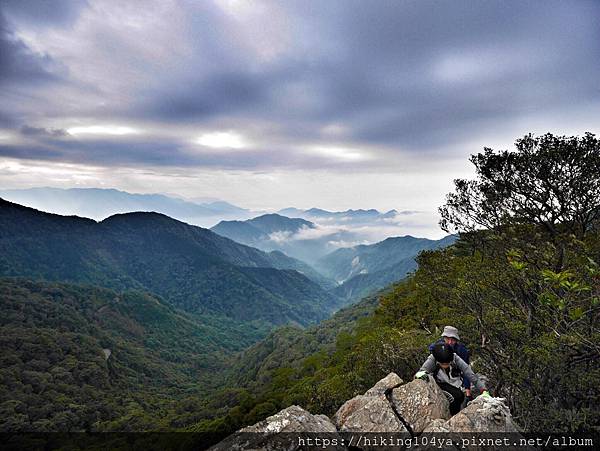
[439, 132, 600, 240]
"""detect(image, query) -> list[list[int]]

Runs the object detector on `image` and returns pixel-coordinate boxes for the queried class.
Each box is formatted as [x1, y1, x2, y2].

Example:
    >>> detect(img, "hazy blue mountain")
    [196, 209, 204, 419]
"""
[203, 200, 251, 216]
[0, 187, 255, 227]
[211, 220, 265, 244]
[316, 235, 456, 282]
[212, 214, 314, 242]
[248, 214, 314, 234]
[278, 207, 399, 223]
[0, 198, 342, 326]
[212, 211, 453, 301]
[317, 235, 456, 301]
[211, 213, 340, 265]
[211, 214, 337, 287]
[264, 250, 338, 290]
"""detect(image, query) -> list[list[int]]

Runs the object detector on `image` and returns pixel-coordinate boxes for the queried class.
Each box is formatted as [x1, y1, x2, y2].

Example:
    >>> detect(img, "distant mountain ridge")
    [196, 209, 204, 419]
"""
[0, 187, 256, 227]
[211, 214, 334, 287]
[317, 234, 457, 301]
[211, 213, 335, 266]
[212, 213, 357, 264]
[316, 235, 455, 282]
[212, 210, 456, 302]
[0, 198, 341, 327]
[278, 207, 399, 222]
[212, 214, 314, 245]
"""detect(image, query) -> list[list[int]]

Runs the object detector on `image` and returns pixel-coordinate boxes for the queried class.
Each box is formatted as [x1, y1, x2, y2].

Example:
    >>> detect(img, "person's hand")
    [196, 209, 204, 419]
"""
[414, 371, 428, 381]
[465, 389, 473, 403]
[481, 390, 492, 399]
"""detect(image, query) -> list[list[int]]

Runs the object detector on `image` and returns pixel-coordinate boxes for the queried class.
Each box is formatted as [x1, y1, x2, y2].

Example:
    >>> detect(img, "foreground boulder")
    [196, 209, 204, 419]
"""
[334, 395, 408, 433]
[209, 405, 344, 451]
[333, 372, 407, 433]
[443, 395, 519, 432]
[420, 396, 525, 451]
[363, 372, 403, 396]
[391, 377, 450, 433]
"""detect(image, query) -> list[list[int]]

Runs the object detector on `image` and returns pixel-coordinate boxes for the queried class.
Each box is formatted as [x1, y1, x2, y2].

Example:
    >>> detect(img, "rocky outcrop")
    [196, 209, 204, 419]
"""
[363, 372, 403, 396]
[333, 372, 407, 433]
[335, 395, 407, 433]
[210, 405, 344, 451]
[211, 373, 521, 450]
[391, 377, 450, 433]
[443, 395, 519, 432]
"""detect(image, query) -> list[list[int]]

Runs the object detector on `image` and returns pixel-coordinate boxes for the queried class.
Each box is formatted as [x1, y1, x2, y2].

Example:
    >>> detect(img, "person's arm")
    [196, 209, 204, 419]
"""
[458, 344, 470, 364]
[454, 355, 485, 392]
[458, 345, 472, 391]
[419, 354, 437, 373]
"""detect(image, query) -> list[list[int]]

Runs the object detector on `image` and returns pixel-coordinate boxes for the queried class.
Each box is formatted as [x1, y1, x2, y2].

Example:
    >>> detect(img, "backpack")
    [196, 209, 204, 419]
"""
[428, 338, 470, 364]
[428, 338, 471, 388]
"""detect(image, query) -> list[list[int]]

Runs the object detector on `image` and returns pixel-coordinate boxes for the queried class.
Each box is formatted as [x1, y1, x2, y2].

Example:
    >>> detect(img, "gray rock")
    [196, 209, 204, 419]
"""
[418, 396, 527, 451]
[391, 378, 450, 433]
[444, 395, 519, 433]
[364, 372, 403, 396]
[333, 372, 408, 434]
[333, 395, 371, 428]
[209, 405, 344, 451]
[315, 414, 334, 425]
[243, 405, 337, 433]
[336, 395, 408, 433]
[421, 418, 451, 433]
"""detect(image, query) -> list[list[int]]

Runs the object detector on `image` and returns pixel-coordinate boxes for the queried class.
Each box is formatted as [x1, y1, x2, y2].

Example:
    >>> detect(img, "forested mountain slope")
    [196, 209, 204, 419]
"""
[0, 278, 258, 431]
[316, 235, 456, 301]
[0, 198, 341, 326]
[316, 235, 456, 283]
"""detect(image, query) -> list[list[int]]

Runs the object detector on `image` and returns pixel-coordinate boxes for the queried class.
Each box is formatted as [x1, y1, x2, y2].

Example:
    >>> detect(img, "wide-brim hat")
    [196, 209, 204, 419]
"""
[441, 326, 460, 340]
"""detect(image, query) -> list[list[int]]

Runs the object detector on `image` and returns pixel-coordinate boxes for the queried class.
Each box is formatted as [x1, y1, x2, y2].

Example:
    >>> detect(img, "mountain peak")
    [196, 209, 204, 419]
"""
[0, 196, 98, 224]
[100, 210, 182, 224]
[305, 207, 332, 215]
[248, 213, 315, 230]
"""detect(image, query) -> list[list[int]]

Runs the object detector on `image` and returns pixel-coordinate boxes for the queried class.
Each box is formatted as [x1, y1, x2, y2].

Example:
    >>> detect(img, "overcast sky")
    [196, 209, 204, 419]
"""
[1, 0, 599, 234]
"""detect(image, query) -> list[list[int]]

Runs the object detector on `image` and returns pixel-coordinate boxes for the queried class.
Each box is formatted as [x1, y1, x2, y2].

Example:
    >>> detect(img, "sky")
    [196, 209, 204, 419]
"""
[1, 0, 599, 235]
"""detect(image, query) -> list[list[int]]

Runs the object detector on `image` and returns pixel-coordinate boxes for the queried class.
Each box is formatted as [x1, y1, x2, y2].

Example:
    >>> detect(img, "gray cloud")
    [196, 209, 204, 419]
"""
[0, 13, 58, 84]
[1, 0, 88, 28]
[0, 134, 384, 171]
[20, 125, 67, 137]
[1, 0, 599, 173]
[131, 0, 600, 152]
[148, 70, 272, 121]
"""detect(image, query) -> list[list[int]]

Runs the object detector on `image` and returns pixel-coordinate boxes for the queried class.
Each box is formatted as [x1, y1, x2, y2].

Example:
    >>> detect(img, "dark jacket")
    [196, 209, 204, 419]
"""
[429, 339, 471, 389]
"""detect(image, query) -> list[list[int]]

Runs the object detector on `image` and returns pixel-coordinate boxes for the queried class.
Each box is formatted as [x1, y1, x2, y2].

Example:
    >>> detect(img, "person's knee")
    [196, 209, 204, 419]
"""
[448, 387, 464, 415]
